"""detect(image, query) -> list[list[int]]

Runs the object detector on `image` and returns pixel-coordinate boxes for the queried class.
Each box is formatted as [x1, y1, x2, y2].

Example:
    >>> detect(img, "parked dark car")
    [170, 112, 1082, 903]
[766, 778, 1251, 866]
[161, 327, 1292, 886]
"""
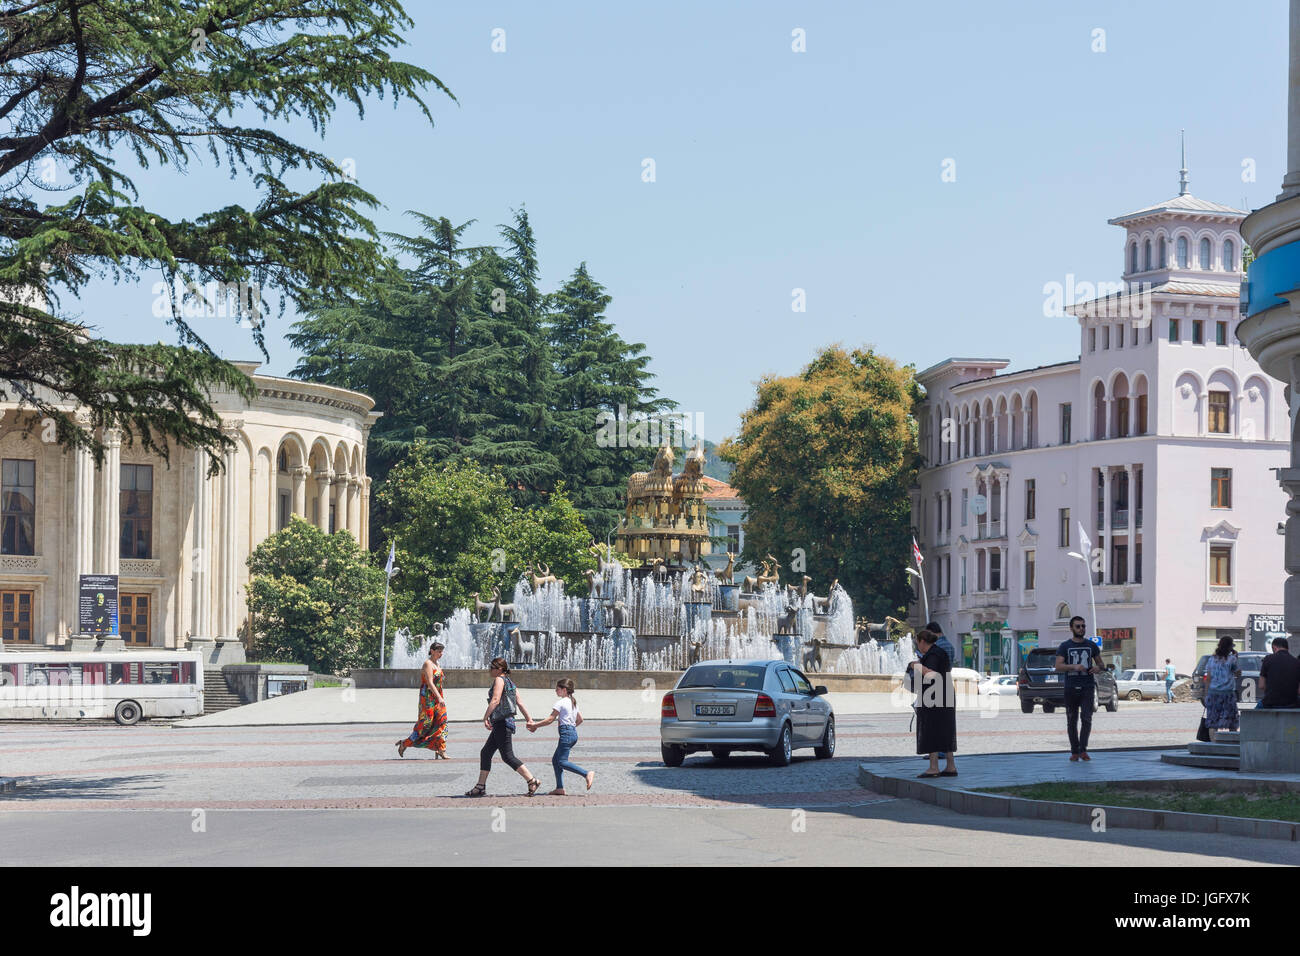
[1189, 652, 1266, 703]
[1017, 646, 1118, 713]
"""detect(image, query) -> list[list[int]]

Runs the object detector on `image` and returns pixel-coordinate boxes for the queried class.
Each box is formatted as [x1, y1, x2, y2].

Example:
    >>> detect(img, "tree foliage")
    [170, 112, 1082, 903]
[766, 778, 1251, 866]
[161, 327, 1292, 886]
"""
[719, 346, 921, 622]
[290, 216, 671, 533]
[245, 517, 387, 674]
[374, 447, 598, 634]
[0, 0, 450, 468]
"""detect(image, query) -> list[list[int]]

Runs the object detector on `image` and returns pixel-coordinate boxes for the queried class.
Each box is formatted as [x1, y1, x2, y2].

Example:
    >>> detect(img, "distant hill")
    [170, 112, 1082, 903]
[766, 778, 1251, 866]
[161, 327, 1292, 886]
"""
[700, 438, 734, 483]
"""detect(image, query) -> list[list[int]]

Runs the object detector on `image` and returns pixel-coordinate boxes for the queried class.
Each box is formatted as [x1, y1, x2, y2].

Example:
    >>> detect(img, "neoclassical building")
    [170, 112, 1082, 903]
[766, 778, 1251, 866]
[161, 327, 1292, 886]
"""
[0, 360, 378, 655]
[913, 181, 1288, 673]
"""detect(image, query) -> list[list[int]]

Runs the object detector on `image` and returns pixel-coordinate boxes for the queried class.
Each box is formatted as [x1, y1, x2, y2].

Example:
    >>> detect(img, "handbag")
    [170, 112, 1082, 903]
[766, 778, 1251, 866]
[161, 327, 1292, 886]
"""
[1196, 716, 1211, 743]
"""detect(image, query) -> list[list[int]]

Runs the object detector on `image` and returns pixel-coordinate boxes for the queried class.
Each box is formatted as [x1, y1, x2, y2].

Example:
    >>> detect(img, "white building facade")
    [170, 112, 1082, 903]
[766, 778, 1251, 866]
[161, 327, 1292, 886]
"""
[913, 190, 1288, 674]
[0, 361, 378, 656]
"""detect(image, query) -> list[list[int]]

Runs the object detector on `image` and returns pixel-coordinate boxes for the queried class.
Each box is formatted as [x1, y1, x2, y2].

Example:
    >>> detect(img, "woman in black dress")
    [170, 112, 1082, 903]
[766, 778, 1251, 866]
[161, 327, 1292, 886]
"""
[910, 628, 957, 778]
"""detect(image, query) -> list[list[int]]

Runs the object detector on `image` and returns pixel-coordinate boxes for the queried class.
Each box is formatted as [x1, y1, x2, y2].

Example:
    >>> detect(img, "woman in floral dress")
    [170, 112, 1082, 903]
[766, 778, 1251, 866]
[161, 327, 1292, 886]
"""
[1203, 636, 1241, 734]
[397, 640, 448, 758]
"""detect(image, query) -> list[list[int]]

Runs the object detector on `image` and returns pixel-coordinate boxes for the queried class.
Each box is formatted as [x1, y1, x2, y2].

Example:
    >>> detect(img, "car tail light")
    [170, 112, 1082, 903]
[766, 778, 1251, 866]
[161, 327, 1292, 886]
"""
[754, 694, 776, 717]
[661, 693, 676, 718]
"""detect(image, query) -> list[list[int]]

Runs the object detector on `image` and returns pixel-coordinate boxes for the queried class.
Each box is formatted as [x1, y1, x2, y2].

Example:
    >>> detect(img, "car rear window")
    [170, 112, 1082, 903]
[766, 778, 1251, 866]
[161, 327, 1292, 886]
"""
[1239, 654, 1265, 671]
[680, 665, 767, 690]
[1025, 649, 1058, 669]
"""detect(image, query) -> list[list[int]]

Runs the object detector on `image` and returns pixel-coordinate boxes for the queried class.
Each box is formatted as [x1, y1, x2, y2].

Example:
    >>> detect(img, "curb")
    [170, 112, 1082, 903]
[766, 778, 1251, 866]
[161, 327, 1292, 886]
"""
[857, 764, 1300, 841]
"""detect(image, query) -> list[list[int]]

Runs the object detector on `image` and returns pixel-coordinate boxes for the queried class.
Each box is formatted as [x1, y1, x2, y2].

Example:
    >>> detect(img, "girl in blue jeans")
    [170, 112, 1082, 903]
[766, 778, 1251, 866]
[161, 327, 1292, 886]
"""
[528, 678, 595, 795]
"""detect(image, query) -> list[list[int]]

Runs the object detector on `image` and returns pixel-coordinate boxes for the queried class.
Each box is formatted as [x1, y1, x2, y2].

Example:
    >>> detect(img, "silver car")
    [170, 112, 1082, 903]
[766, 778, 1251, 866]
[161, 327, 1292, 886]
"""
[660, 659, 835, 767]
[1117, 668, 1168, 700]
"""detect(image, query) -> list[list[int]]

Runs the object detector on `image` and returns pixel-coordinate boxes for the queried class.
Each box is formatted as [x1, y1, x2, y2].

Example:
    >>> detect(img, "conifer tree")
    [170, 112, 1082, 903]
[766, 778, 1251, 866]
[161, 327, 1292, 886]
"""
[0, 0, 450, 467]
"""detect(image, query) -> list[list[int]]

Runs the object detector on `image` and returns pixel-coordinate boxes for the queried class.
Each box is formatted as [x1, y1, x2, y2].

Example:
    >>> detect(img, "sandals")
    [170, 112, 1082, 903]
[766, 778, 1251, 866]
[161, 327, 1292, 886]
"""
[464, 783, 487, 797]
[396, 740, 408, 758]
[939, 770, 958, 777]
[918, 771, 941, 778]
[527, 777, 541, 798]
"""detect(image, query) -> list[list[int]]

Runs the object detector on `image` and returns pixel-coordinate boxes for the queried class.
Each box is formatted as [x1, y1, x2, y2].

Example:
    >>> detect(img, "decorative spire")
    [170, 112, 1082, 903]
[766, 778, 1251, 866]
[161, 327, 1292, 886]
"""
[1178, 129, 1189, 196]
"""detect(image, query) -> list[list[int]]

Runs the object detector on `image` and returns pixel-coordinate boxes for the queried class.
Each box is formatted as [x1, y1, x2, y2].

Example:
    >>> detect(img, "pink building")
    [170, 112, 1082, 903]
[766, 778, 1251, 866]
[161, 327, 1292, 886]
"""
[912, 185, 1287, 674]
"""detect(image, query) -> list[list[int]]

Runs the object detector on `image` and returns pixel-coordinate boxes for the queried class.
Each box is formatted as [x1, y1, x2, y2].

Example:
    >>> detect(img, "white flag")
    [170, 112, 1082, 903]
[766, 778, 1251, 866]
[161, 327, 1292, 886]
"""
[384, 540, 397, 578]
[1077, 520, 1092, 556]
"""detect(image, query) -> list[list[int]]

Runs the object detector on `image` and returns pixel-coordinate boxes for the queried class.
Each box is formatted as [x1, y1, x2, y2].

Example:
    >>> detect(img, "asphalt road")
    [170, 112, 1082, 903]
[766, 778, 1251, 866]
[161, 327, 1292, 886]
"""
[4, 702, 1273, 865]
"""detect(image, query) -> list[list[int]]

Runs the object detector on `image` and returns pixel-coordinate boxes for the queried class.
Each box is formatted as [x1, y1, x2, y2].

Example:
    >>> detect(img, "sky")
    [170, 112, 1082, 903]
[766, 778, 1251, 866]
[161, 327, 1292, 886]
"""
[55, 0, 1291, 442]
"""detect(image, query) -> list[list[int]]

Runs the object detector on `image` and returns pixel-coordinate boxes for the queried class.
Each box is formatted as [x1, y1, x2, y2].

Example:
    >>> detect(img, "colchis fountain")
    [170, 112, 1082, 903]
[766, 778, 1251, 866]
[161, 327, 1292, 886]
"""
[389, 443, 913, 678]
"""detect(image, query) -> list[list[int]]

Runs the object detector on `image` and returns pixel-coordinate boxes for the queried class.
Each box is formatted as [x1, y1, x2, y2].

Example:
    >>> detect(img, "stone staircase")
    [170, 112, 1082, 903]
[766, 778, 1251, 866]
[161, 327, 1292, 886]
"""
[203, 669, 245, 714]
[1160, 730, 1240, 770]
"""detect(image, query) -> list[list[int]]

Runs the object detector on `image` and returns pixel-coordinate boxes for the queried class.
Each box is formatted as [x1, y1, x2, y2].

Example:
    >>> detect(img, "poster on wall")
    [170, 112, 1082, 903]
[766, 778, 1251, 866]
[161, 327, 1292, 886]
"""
[78, 574, 118, 635]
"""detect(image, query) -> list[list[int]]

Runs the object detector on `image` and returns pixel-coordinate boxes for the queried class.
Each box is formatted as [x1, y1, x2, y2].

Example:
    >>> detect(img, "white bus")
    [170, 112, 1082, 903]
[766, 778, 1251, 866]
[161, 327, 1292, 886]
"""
[0, 651, 204, 724]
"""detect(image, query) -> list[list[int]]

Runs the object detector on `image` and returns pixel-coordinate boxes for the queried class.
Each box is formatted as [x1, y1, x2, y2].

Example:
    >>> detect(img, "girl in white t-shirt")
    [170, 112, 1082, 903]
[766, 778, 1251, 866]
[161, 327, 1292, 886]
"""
[527, 677, 595, 795]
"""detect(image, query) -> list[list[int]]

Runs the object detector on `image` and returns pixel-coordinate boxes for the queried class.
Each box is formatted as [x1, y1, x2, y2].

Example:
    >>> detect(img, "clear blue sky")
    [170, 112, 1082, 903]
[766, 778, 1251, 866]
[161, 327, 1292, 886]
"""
[72, 0, 1289, 440]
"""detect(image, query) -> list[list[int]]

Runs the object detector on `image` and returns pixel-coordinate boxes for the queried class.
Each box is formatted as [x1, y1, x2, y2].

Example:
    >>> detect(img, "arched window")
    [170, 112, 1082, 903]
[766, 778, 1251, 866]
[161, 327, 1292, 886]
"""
[1177, 236, 1189, 269]
[1223, 238, 1236, 272]
[1143, 240, 1151, 271]
[277, 449, 288, 473]
[1158, 236, 1167, 268]
[1056, 603, 1071, 622]
[1199, 238, 1212, 270]
[1128, 243, 1137, 274]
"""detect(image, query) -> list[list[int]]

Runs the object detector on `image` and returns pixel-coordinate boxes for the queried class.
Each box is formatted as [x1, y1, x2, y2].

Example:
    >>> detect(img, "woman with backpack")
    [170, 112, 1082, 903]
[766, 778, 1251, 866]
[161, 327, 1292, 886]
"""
[528, 677, 595, 795]
[465, 657, 542, 798]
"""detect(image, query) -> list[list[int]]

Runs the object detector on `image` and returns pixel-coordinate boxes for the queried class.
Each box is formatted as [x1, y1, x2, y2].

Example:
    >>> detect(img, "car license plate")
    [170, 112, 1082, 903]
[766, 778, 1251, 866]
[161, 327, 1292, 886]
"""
[1044, 675, 1059, 683]
[696, 704, 734, 717]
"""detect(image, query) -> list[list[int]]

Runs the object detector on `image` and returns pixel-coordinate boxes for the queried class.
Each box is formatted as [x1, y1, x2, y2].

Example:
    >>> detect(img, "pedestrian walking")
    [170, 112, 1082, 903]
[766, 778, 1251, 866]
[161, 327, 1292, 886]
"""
[1163, 658, 1176, 703]
[397, 640, 448, 758]
[1203, 637, 1241, 734]
[1056, 616, 1102, 761]
[528, 677, 595, 795]
[911, 628, 957, 778]
[465, 658, 542, 797]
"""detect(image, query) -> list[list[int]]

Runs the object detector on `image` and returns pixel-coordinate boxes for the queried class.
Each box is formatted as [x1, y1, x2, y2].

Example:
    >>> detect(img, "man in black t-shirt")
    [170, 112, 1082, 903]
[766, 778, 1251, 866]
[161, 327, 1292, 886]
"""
[1258, 637, 1300, 709]
[1056, 616, 1102, 761]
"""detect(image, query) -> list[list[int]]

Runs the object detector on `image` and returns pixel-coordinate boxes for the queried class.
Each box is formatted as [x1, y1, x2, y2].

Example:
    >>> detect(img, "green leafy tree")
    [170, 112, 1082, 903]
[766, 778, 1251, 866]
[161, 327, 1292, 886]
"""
[719, 346, 921, 621]
[245, 518, 387, 674]
[375, 447, 597, 633]
[0, 0, 451, 467]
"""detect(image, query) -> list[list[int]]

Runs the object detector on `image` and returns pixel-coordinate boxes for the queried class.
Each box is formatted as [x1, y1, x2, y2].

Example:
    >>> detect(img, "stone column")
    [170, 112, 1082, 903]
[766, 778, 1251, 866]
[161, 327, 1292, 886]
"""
[992, 418, 999, 455]
[218, 427, 239, 638]
[361, 477, 372, 550]
[1125, 464, 1135, 584]
[97, 427, 122, 576]
[1281, 0, 1300, 200]
[1102, 467, 1112, 583]
[315, 471, 332, 532]
[72, 436, 95, 589]
[191, 448, 211, 640]
[346, 476, 360, 537]
[1001, 471, 1010, 530]
[1198, 390, 1209, 437]
[291, 465, 309, 517]
[1001, 546, 1009, 591]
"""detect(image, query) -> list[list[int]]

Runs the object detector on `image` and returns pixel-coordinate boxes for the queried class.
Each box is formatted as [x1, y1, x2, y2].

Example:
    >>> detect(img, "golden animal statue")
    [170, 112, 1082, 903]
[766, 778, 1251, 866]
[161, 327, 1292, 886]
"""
[528, 561, 561, 592]
[756, 555, 781, 590]
[470, 591, 494, 623]
[741, 558, 770, 593]
[716, 552, 735, 585]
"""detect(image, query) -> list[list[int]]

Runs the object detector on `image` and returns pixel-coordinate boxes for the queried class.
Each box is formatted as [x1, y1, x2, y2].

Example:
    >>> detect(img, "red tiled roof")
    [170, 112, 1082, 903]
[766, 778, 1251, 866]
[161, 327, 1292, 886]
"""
[701, 475, 743, 500]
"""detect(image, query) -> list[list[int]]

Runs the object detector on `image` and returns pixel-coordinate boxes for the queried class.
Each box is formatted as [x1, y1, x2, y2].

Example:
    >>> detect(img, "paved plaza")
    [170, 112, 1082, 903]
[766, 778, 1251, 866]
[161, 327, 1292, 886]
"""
[5, 701, 1289, 865]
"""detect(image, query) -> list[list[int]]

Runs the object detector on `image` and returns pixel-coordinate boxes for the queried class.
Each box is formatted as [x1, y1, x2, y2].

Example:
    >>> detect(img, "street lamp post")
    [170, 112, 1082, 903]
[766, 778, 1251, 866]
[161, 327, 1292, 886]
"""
[1067, 550, 1099, 644]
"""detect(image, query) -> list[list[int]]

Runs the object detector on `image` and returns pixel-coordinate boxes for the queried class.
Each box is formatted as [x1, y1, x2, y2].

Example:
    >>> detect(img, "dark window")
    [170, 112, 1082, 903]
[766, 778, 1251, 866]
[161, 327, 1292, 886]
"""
[726, 524, 741, 552]
[1216, 321, 1227, 346]
[1025, 551, 1036, 590]
[1060, 403, 1072, 444]
[1208, 392, 1230, 434]
[120, 464, 153, 559]
[1116, 397, 1130, 438]
[1211, 468, 1232, 508]
[1, 458, 35, 556]
[279, 491, 291, 531]
[1169, 318, 1180, 342]
[1135, 542, 1142, 583]
[1112, 543, 1128, 584]
[990, 550, 1002, 591]
[1192, 320, 1204, 345]
[1136, 394, 1148, 435]
[277, 449, 288, 473]
[1025, 479, 1036, 520]
[1059, 508, 1070, 548]
[0, 589, 33, 643]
